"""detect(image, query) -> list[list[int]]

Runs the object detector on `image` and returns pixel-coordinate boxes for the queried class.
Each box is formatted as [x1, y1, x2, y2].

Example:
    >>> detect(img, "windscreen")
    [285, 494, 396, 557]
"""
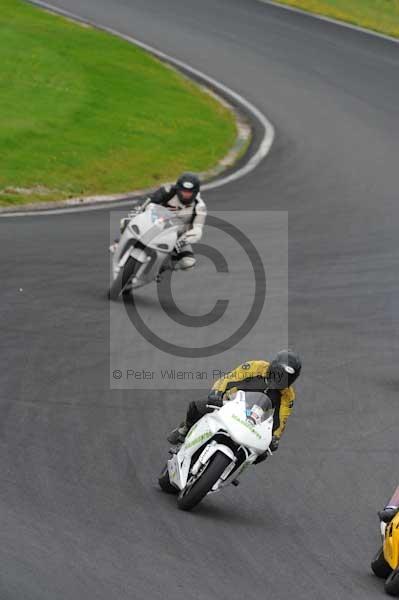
[388, 486, 399, 507]
[243, 391, 274, 425]
[148, 204, 181, 230]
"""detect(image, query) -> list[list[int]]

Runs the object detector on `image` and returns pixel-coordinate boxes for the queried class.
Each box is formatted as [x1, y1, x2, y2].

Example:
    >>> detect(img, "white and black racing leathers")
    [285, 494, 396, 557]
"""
[149, 184, 207, 269]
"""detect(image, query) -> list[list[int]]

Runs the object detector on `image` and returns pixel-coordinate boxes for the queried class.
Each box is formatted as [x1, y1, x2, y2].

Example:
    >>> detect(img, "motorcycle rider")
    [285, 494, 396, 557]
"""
[112, 172, 206, 273]
[167, 350, 302, 460]
[150, 172, 206, 272]
[379, 486, 399, 523]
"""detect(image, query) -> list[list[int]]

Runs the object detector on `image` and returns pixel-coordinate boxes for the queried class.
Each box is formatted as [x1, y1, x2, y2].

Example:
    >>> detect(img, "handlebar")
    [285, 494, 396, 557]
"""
[128, 198, 151, 218]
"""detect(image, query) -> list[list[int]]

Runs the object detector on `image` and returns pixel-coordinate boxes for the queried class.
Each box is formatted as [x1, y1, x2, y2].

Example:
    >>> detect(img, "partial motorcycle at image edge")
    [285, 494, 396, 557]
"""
[371, 506, 399, 596]
[108, 202, 182, 300]
[159, 390, 275, 511]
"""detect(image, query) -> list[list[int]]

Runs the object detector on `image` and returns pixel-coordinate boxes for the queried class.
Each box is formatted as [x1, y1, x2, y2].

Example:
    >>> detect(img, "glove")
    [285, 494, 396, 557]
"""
[207, 389, 224, 406]
[140, 197, 151, 212]
[269, 436, 279, 452]
[174, 238, 187, 254]
[128, 198, 150, 217]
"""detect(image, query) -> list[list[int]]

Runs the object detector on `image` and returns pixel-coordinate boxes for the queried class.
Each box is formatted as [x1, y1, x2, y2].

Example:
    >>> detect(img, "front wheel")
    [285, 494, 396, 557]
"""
[177, 451, 231, 511]
[108, 256, 140, 301]
[386, 569, 399, 596]
[371, 546, 392, 579]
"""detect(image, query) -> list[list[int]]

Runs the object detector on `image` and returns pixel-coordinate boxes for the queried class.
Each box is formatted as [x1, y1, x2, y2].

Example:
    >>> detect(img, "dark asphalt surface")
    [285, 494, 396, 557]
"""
[1, 1, 399, 598]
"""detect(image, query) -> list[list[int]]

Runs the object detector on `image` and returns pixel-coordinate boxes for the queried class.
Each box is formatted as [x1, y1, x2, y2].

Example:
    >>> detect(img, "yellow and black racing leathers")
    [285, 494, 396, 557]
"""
[186, 360, 295, 440]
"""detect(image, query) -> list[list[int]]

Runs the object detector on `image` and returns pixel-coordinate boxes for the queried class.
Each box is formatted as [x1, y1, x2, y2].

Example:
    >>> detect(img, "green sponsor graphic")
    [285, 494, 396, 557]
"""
[231, 414, 262, 440]
[186, 422, 198, 440]
[185, 431, 212, 449]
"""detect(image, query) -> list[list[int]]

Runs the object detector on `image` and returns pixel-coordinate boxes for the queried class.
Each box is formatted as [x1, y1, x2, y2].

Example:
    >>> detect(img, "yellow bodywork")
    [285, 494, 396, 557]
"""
[384, 512, 399, 570]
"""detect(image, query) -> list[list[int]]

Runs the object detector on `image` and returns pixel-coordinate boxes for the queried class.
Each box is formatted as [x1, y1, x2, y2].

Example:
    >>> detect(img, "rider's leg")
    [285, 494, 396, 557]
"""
[173, 243, 196, 270]
[167, 398, 222, 445]
[167, 400, 208, 445]
[156, 244, 195, 283]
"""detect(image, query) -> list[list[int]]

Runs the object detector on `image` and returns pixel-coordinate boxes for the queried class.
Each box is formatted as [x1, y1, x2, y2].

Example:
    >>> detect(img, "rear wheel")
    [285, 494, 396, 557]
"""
[158, 464, 178, 494]
[371, 546, 392, 579]
[108, 257, 139, 301]
[386, 568, 399, 596]
[177, 452, 231, 511]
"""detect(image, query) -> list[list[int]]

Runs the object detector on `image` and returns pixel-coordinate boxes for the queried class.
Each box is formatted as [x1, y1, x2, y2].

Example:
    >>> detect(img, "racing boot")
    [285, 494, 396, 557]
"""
[167, 422, 189, 445]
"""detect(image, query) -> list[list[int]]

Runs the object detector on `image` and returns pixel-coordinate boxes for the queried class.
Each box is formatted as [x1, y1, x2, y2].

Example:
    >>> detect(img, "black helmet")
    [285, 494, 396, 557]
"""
[176, 172, 200, 205]
[267, 349, 302, 390]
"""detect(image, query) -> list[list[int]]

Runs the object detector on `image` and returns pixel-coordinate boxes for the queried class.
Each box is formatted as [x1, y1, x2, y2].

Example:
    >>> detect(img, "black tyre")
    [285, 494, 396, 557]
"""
[371, 547, 392, 579]
[158, 464, 178, 494]
[108, 257, 139, 301]
[386, 568, 399, 596]
[177, 452, 231, 511]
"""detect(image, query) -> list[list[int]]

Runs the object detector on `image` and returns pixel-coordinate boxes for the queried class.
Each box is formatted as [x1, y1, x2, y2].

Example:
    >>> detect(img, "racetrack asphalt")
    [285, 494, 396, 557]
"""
[1, 1, 399, 598]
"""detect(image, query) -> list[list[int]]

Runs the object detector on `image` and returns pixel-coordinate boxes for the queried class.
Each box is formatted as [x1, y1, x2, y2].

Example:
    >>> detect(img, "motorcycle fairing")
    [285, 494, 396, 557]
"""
[384, 512, 399, 569]
[168, 393, 273, 491]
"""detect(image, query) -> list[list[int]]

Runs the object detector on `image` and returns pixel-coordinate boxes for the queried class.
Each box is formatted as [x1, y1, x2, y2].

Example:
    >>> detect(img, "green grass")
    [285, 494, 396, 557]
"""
[0, 0, 237, 206]
[273, 0, 399, 37]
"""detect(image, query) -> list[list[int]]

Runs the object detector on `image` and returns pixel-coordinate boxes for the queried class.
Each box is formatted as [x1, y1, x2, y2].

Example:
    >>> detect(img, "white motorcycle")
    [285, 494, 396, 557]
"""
[109, 202, 182, 300]
[159, 390, 274, 511]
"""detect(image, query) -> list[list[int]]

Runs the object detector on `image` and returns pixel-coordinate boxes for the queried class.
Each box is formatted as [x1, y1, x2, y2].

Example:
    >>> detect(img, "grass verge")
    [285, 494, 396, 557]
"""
[272, 0, 399, 38]
[0, 0, 237, 206]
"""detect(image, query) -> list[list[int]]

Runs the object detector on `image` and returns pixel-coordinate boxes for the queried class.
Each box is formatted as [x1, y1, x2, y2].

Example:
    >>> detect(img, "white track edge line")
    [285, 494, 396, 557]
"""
[259, 0, 399, 45]
[2, 0, 275, 217]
